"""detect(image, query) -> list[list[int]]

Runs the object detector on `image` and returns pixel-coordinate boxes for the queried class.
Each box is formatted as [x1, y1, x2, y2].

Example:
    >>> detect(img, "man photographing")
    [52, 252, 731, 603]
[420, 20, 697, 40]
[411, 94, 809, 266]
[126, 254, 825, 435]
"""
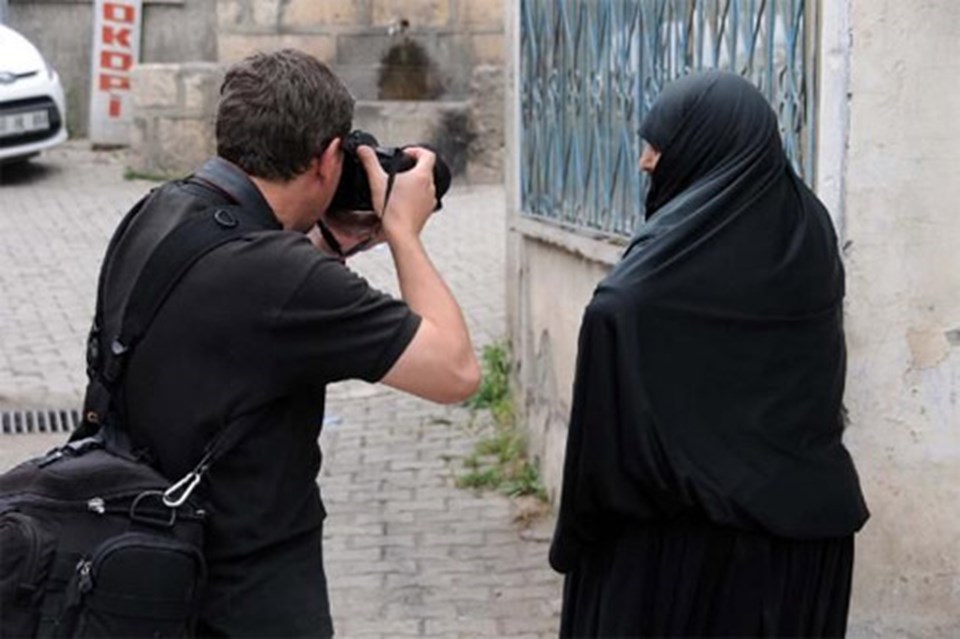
[86, 48, 480, 636]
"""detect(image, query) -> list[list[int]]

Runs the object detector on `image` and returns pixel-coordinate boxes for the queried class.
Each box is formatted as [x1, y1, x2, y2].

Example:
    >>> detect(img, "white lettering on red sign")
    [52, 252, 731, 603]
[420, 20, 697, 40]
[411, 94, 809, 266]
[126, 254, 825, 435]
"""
[99, 2, 136, 119]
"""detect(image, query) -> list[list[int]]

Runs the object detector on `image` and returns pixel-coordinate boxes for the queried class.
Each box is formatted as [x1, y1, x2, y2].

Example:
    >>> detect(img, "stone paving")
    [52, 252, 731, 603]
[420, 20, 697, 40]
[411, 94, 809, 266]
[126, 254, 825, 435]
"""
[0, 142, 563, 637]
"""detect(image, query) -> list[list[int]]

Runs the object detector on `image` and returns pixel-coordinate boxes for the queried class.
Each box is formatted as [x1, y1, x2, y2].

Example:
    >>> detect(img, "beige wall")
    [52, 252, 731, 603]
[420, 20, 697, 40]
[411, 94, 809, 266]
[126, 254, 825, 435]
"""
[507, 219, 622, 499]
[841, 0, 960, 635]
[506, 0, 960, 635]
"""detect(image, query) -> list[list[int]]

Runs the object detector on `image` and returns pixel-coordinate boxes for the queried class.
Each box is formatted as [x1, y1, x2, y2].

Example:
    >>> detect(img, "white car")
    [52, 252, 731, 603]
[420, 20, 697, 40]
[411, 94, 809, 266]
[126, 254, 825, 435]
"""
[0, 23, 68, 164]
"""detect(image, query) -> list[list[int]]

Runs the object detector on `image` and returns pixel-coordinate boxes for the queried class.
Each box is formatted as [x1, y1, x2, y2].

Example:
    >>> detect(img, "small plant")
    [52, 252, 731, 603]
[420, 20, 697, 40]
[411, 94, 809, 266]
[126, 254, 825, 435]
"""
[475, 430, 523, 464]
[456, 342, 547, 503]
[500, 461, 548, 501]
[465, 343, 513, 425]
[456, 467, 502, 491]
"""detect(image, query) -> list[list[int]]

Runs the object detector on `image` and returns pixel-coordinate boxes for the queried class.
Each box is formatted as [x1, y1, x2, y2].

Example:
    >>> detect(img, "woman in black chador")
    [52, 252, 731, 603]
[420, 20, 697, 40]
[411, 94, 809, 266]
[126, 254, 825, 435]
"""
[550, 71, 869, 638]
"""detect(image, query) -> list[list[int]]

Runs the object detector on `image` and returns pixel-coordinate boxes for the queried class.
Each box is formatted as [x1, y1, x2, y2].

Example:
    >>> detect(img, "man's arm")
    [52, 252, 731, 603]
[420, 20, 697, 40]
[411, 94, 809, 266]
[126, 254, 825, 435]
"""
[355, 146, 480, 404]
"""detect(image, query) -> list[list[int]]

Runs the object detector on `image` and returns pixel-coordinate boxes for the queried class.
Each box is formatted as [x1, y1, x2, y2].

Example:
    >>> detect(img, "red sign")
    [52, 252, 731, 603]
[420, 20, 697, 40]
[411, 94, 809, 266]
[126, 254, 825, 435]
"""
[89, 0, 142, 144]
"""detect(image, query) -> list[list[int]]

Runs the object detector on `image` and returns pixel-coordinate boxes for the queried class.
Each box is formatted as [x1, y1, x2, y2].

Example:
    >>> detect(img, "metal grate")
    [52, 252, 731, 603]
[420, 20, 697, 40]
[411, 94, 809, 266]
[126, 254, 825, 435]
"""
[520, 0, 817, 237]
[0, 409, 81, 435]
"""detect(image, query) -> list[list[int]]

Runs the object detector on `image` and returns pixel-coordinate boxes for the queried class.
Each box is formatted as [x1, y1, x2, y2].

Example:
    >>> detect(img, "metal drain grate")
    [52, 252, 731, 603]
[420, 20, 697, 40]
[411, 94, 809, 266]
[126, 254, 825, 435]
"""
[1, 409, 81, 435]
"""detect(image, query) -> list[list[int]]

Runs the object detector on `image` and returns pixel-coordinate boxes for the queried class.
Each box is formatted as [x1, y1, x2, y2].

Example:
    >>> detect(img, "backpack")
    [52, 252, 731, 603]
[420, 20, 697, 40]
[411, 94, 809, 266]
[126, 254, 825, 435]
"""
[0, 180, 264, 638]
[0, 436, 206, 637]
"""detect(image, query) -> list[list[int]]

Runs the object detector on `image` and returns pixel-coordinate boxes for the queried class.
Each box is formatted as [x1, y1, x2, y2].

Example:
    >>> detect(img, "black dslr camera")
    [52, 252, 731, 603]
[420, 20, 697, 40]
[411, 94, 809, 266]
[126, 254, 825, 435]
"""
[329, 130, 452, 213]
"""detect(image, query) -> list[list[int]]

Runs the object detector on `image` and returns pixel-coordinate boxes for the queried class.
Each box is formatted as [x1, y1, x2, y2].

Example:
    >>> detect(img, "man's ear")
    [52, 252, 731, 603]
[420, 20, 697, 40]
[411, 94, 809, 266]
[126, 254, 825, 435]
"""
[317, 137, 342, 183]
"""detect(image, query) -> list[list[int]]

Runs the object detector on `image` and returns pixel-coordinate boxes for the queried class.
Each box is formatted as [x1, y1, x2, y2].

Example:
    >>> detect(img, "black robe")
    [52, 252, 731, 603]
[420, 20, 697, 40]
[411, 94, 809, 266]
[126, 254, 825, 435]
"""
[550, 71, 869, 638]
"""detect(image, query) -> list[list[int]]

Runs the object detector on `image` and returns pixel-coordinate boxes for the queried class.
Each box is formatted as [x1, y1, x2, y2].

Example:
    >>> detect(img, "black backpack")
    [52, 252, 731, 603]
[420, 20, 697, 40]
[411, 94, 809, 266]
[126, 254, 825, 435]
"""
[0, 437, 206, 637]
[0, 181, 264, 638]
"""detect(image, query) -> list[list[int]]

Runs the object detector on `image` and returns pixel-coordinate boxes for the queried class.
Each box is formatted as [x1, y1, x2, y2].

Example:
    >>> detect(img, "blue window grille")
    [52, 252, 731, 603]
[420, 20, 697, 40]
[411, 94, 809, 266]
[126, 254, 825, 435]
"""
[519, 0, 817, 237]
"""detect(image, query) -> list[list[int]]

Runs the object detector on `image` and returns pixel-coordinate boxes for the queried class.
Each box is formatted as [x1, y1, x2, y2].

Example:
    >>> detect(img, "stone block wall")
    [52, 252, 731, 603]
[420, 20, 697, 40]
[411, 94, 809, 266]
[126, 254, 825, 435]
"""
[128, 0, 505, 182]
[127, 63, 223, 178]
[466, 65, 504, 184]
[354, 100, 469, 148]
[216, 0, 505, 100]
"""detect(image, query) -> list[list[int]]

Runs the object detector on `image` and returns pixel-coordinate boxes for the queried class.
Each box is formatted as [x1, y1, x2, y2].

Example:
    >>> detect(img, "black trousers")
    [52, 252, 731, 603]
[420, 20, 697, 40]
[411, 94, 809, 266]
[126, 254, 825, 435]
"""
[560, 521, 854, 638]
[197, 529, 334, 638]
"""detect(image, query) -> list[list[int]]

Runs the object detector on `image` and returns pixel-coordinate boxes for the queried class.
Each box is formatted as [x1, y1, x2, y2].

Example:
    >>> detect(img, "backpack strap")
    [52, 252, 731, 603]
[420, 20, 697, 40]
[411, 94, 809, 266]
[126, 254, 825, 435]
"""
[77, 163, 283, 505]
[84, 190, 156, 395]
[78, 190, 158, 440]
[80, 203, 258, 427]
[80, 202, 274, 504]
[82, 158, 278, 427]
[101, 205, 259, 384]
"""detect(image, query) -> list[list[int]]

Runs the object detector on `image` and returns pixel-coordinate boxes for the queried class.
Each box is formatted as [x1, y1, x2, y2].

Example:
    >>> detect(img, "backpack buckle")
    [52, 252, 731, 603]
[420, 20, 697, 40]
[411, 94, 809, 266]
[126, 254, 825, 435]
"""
[102, 339, 129, 383]
[162, 471, 202, 508]
[130, 490, 177, 528]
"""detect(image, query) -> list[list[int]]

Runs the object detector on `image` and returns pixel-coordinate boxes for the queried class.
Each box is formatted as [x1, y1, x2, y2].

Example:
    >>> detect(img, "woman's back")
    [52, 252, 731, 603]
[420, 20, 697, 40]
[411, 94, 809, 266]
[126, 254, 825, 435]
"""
[551, 71, 868, 638]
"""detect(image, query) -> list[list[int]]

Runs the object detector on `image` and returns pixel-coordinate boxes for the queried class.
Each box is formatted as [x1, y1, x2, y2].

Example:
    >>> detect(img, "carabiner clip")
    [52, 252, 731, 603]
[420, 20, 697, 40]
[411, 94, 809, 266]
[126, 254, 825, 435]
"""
[162, 471, 201, 508]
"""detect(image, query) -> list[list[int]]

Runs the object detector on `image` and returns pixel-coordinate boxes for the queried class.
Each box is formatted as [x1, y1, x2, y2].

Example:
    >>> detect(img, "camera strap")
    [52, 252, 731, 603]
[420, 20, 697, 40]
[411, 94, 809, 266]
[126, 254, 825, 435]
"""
[318, 148, 406, 259]
[382, 148, 406, 214]
[316, 218, 357, 260]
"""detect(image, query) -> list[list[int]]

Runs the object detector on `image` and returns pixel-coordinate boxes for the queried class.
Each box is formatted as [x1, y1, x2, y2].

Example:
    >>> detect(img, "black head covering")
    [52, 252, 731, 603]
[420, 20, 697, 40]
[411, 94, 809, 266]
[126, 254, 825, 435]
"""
[640, 70, 782, 219]
[550, 71, 868, 572]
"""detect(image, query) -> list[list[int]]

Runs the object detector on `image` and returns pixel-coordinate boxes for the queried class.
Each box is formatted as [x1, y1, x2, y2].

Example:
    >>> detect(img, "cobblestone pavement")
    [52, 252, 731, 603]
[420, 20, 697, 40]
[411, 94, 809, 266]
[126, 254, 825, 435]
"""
[0, 143, 563, 637]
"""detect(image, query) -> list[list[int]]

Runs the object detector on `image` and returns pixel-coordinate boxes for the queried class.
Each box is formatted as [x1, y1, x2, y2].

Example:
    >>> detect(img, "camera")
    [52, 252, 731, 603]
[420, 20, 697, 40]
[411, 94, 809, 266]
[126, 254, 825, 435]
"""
[329, 130, 452, 213]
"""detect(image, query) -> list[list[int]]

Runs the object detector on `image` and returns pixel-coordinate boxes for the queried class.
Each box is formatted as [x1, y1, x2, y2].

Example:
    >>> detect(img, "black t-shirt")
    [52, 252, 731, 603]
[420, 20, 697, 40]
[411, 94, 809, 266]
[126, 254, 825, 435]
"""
[96, 160, 419, 630]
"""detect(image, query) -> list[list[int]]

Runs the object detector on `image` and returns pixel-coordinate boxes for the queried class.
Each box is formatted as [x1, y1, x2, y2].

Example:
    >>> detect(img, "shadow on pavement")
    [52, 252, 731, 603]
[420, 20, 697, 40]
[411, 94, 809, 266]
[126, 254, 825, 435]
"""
[0, 157, 64, 186]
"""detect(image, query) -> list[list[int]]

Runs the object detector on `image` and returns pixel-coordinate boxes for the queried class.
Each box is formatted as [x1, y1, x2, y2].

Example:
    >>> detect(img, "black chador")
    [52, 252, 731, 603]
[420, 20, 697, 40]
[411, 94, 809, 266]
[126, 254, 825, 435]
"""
[550, 71, 869, 638]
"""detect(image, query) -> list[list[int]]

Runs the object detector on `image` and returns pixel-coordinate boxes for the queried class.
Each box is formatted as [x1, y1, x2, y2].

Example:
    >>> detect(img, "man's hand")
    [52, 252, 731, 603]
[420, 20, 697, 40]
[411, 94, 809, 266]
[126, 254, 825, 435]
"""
[354, 144, 480, 404]
[355, 146, 437, 243]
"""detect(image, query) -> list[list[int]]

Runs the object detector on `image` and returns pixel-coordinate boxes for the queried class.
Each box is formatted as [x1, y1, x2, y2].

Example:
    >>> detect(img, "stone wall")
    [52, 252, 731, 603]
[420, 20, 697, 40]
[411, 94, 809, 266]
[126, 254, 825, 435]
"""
[351, 64, 503, 185]
[127, 63, 222, 178]
[7, 0, 505, 181]
[123, 0, 504, 181]
[215, 0, 504, 100]
[213, 0, 505, 182]
[126, 65, 499, 182]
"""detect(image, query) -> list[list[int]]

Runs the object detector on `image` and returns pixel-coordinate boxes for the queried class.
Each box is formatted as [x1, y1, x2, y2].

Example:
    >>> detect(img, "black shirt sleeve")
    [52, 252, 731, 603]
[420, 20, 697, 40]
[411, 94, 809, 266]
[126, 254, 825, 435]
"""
[271, 255, 421, 388]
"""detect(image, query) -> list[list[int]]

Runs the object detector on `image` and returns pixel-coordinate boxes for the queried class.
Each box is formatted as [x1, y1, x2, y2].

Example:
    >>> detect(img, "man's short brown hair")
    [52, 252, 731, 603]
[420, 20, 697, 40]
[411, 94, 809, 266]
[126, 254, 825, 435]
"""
[216, 49, 354, 181]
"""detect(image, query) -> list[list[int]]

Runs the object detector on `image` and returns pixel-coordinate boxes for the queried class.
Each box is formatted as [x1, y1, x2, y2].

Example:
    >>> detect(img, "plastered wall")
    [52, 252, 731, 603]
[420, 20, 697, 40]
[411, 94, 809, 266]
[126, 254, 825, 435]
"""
[840, 1, 960, 635]
[506, 1, 960, 634]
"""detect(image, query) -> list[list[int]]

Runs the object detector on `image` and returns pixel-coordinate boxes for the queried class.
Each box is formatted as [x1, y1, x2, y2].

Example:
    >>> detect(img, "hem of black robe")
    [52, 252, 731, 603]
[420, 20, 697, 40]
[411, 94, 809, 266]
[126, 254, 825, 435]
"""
[559, 520, 854, 639]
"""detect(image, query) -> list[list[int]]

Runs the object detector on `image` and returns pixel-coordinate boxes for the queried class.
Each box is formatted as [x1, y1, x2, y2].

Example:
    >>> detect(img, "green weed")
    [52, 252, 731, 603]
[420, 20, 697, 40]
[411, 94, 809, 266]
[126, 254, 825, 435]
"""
[455, 467, 502, 490]
[456, 342, 547, 502]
